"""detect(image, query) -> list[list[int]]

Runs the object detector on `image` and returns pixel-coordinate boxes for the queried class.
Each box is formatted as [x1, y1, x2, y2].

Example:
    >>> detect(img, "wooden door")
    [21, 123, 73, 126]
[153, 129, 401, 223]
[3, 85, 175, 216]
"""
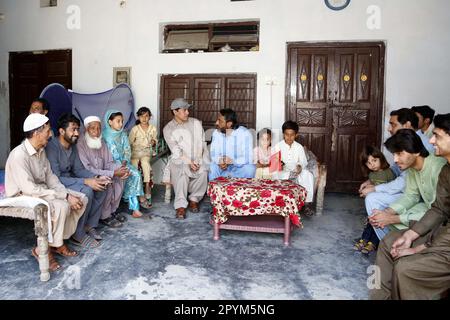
[286, 43, 385, 193]
[9, 49, 72, 148]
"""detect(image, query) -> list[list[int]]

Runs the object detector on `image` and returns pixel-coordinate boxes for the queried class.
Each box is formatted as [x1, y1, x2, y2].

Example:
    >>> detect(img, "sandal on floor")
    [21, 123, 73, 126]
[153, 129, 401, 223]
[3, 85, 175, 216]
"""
[361, 241, 377, 255]
[32, 247, 61, 272]
[86, 227, 103, 240]
[112, 211, 127, 223]
[353, 239, 367, 251]
[140, 200, 152, 209]
[69, 235, 101, 248]
[51, 244, 79, 257]
[100, 216, 123, 228]
[302, 204, 315, 217]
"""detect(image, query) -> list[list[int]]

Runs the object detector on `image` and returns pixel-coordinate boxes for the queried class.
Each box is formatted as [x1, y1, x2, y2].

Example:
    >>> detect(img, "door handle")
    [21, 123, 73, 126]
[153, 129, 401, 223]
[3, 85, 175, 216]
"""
[327, 90, 338, 108]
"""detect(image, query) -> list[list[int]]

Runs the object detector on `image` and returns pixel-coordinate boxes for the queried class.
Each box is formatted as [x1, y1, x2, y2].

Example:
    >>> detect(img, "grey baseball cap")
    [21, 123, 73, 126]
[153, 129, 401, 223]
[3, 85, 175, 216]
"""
[170, 98, 191, 110]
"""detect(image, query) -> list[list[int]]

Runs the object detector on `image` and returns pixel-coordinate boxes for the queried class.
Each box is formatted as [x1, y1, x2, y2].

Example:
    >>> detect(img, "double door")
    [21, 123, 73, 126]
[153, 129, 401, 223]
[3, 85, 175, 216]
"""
[286, 43, 385, 192]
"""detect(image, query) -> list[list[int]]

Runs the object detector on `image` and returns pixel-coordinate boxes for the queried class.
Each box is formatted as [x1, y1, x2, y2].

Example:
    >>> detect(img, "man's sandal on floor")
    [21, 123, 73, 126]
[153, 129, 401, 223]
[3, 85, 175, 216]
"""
[69, 235, 101, 248]
[100, 216, 123, 228]
[86, 227, 103, 241]
[32, 247, 61, 272]
[51, 244, 78, 257]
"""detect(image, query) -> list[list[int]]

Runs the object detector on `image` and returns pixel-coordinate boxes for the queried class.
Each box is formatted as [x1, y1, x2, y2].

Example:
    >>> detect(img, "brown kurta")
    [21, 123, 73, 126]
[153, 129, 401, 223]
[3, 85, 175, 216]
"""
[5, 139, 87, 247]
[370, 162, 450, 300]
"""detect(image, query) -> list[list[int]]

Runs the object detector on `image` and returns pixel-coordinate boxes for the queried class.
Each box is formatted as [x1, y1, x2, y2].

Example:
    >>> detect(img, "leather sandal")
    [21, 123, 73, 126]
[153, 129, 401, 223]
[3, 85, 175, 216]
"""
[51, 244, 79, 257]
[176, 208, 186, 219]
[32, 247, 61, 272]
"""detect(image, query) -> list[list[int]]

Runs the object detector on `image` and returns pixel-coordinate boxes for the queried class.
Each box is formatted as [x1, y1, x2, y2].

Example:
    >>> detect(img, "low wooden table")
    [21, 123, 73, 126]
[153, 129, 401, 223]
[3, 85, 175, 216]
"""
[207, 177, 306, 246]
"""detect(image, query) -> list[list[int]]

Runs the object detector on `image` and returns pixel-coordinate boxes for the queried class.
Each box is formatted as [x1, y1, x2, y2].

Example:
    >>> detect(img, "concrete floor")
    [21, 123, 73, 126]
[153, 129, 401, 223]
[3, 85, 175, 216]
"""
[0, 186, 375, 300]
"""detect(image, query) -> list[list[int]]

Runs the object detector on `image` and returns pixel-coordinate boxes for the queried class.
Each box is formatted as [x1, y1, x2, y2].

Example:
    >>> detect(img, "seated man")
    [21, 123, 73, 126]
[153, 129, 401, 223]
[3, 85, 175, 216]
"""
[370, 114, 450, 300]
[272, 121, 315, 216]
[209, 108, 256, 181]
[46, 113, 110, 248]
[77, 116, 130, 228]
[163, 98, 209, 219]
[368, 129, 446, 240]
[412, 105, 435, 139]
[5, 114, 87, 271]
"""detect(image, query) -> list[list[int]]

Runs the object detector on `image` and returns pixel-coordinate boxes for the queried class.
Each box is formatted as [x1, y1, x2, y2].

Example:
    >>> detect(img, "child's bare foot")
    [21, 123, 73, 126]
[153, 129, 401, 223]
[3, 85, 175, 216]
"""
[131, 210, 143, 218]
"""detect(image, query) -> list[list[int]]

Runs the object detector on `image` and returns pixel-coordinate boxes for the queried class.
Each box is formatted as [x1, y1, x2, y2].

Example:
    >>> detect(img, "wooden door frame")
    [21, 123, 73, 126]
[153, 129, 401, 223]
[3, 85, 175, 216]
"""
[285, 40, 386, 154]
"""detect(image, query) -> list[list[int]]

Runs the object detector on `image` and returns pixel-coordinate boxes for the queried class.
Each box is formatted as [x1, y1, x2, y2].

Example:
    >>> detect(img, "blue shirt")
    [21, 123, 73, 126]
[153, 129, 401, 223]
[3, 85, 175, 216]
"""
[210, 126, 254, 166]
[46, 138, 95, 188]
[416, 130, 434, 154]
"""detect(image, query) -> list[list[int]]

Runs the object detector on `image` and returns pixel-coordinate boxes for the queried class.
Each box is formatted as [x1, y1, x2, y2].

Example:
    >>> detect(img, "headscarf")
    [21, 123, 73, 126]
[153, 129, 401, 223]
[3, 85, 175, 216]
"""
[103, 109, 124, 143]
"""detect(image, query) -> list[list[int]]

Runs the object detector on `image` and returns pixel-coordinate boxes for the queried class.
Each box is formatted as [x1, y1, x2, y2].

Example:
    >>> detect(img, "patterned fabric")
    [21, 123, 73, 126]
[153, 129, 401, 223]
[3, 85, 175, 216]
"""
[103, 109, 143, 207]
[207, 177, 306, 227]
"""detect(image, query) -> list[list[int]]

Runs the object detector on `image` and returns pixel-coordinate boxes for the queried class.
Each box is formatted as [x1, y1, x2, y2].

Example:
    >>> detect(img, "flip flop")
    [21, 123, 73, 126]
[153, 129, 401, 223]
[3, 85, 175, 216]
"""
[86, 227, 103, 240]
[69, 235, 101, 248]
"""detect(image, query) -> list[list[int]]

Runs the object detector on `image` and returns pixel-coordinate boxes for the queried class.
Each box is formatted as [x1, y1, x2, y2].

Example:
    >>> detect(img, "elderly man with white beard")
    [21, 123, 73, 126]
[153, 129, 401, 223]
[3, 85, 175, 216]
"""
[77, 116, 130, 228]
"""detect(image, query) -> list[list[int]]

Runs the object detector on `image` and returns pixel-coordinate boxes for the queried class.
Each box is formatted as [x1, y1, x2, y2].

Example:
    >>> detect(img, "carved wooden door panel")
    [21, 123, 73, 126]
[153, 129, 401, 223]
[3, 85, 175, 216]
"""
[286, 43, 384, 193]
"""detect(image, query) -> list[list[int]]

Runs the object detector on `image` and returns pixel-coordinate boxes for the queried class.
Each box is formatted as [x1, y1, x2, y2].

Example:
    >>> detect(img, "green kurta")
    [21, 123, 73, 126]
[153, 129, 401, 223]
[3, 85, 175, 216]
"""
[389, 154, 446, 230]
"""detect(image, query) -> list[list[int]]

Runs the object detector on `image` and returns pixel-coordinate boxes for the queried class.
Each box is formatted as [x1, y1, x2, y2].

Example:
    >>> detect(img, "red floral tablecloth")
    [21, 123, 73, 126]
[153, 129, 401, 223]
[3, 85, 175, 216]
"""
[207, 177, 306, 227]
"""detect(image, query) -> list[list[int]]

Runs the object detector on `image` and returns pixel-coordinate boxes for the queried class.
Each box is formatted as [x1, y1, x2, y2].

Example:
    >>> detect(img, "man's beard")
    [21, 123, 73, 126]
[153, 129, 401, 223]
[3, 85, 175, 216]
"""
[85, 133, 103, 149]
[64, 134, 78, 145]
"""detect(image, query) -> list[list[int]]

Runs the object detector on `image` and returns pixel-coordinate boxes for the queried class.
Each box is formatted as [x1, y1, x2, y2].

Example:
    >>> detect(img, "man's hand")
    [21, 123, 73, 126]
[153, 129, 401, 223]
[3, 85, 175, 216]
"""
[190, 161, 200, 172]
[114, 166, 130, 179]
[395, 244, 426, 259]
[359, 185, 376, 198]
[151, 139, 157, 147]
[67, 194, 83, 210]
[295, 165, 302, 174]
[369, 208, 397, 229]
[84, 177, 107, 192]
[390, 229, 420, 258]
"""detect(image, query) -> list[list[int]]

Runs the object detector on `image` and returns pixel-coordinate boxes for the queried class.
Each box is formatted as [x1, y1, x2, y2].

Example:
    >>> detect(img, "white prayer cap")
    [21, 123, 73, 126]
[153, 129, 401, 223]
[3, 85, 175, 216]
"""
[84, 116, 101, 127]
[23, 113, 49, 132]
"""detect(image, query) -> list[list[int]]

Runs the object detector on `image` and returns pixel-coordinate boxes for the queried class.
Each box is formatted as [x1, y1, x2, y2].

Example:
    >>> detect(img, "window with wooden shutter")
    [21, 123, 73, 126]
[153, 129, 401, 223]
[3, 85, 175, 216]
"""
[160, 74, 257, 137]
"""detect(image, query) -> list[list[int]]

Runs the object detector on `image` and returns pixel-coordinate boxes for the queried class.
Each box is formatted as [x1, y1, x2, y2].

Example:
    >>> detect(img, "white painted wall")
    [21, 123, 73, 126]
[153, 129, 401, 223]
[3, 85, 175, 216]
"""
[1, 0, 449, 179]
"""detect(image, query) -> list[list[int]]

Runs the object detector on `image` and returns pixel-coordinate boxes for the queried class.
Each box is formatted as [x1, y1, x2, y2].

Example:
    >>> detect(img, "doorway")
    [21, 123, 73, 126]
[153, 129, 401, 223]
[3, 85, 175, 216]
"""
[9, 49, 72, 148]
[286, 42, 385, 193]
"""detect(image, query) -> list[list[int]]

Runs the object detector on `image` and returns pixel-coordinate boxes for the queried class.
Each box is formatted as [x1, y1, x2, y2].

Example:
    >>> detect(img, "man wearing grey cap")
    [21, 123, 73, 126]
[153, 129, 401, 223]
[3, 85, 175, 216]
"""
[5, 114, 87, 272]
[163, 98, 209, 219]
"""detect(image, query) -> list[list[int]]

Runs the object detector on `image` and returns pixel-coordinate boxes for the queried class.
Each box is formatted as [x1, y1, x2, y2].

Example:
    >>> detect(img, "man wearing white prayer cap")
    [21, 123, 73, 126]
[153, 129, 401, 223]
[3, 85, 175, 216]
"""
[5, 113, 88, 272]
[77, 115, 130, 227]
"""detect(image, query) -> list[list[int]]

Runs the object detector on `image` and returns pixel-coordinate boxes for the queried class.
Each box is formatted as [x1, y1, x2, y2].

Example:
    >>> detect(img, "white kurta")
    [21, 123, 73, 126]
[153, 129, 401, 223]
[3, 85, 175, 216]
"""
[272, 140, 315, 202]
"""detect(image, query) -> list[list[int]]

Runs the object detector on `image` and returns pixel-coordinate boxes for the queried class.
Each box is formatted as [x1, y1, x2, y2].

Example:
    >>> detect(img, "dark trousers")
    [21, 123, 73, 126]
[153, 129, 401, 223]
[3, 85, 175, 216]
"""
[361, 223, 380, 247]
